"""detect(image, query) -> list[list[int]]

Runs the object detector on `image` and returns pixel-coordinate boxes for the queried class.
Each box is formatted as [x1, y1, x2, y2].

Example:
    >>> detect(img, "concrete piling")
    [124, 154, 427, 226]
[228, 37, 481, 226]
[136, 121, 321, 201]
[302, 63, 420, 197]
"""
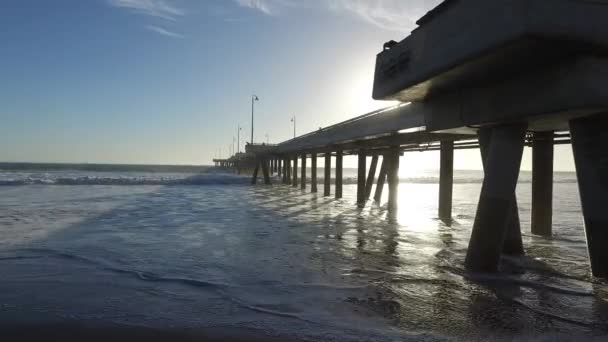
[283, 158, 290, 184]
[570, 113, 608, 278]
[292, 155, 298, 187]
[324, 153, 331, 197]
[439, 141, 454, 224]
[335, 150, 343, 199]
[479, 128, 525, 256]
[374, 156, 388, 202]
[301, 153, 307, 190]
[311, 153, 318, 193]
[531, 131, 554, 237]
[466, 124, 527, 273]
[387, 148, 400, 211]
[365, 155, 379, 200]
[357, 149, 367, 206]
[252, 162, 260, 185]
[262, 159, 271, 185]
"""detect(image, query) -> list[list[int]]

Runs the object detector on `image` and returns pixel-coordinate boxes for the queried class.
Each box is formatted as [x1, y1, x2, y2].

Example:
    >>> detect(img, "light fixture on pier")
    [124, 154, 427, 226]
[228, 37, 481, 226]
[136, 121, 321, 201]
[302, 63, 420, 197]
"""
[251, 95, 259, 145]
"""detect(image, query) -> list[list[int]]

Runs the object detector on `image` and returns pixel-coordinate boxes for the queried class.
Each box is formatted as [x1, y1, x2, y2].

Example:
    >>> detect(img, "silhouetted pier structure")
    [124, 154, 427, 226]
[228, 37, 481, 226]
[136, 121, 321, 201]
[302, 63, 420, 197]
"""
[219, 0, 608, 278]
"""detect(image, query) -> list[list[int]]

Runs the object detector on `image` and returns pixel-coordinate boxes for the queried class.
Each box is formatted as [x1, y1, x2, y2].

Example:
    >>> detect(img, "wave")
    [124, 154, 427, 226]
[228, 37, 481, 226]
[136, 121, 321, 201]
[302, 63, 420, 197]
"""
[0, 174, 253, 186]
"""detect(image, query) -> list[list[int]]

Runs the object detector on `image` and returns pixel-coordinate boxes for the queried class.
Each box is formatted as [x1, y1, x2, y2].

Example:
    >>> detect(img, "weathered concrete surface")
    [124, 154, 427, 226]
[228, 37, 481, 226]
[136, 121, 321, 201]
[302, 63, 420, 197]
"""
[570, 113, 608, 278]
[531, 131, 554, 236]
[324, 154, 331, 197]
[374, 0, 608, 102]
[365, 155, 379, 200]
[466, 124, 526, 273]
[438, 141, 454, 224]
[479, 128, 524, 257]
[335, 150, 343, 199]
[357, 150, 367, 206]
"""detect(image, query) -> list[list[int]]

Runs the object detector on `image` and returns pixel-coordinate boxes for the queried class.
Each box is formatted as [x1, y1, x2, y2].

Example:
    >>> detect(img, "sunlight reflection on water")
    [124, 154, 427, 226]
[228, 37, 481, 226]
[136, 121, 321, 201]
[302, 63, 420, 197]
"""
[0, 174, 607, 341]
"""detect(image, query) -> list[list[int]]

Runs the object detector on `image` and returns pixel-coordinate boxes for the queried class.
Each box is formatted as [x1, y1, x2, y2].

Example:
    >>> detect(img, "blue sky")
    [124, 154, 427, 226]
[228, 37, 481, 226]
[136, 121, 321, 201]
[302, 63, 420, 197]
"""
[0, 0, 575, 170]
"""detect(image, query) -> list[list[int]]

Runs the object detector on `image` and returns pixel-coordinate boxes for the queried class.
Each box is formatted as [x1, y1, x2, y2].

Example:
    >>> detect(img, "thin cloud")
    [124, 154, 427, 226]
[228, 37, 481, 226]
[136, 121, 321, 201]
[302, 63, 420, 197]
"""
[234, 0, 274, 15]
[329, 0, 443, 32]
[146, 25, 183, 38]
[232, 0, 442, 32]
[108, 0, 184, 21]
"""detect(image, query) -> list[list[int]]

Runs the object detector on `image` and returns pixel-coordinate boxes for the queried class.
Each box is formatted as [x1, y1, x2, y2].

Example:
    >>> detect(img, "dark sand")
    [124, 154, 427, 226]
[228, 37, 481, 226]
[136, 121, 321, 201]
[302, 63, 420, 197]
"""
[0, 324, 297, 342]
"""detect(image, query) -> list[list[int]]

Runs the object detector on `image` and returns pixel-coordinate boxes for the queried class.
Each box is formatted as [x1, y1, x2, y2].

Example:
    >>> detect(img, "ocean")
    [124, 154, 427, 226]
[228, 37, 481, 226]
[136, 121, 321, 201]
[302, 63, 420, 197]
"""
[0, 163, 607, 341]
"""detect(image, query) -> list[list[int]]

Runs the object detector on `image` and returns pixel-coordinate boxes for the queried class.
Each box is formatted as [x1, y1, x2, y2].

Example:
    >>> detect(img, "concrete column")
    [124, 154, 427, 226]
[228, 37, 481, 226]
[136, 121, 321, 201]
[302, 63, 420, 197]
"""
[278, 158, 282, 177]
[374, 156, 388, 202]
[311, 153, 318, 193]
[531, 131, 554, 236]
[439, 141, 454, 224]
[262, 159, 271, 185]
[365, 155, 379, 200]
[292, 155, 298, 187]
[387, 148, 400, 211]
[284, 158, 290, 184]
[335, 150, 343, 199]
[301, 153, 307, 190]
[479, 128, 525, 256]
[324, 153, 331, 197]
[570, 113, 608, 278]
[252, 162, 260, 185]
[357, 149, 367, 206]
[465, 124, 526, 273]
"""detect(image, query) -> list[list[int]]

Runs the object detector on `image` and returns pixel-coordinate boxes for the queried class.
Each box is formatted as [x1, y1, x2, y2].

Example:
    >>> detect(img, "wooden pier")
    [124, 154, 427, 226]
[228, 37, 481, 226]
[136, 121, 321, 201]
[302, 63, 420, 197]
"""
[217, 0, 608, 278]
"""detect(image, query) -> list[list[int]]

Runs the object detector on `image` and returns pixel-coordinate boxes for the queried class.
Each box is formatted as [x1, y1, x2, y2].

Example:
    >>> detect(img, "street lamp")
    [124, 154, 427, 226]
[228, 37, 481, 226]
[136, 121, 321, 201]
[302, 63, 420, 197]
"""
[251, 95, 259, 144]
[265, 133, 269, 144]
[290, 115, 296, 139]
[237, 125, 242, 154]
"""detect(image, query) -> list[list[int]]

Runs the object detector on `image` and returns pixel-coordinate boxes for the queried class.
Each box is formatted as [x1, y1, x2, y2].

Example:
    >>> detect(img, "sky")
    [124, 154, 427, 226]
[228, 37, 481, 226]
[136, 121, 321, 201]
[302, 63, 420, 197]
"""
[0, 0, 575, 170]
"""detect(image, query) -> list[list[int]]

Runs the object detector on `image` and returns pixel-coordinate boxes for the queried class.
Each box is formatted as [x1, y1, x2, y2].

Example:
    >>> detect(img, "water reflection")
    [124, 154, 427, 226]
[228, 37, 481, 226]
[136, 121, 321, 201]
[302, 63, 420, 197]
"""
[250, 181, 608, 339]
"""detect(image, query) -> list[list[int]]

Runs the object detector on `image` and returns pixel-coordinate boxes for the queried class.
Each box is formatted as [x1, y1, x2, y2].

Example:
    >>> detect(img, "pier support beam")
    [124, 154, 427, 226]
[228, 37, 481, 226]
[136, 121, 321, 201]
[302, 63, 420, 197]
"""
[570, 113, 608, 278]
[465, 124, 526, 273]
[479, 127, 525, 256]
[262, 159, 271, 185]
[335, 150, 343, 199]
[374, 156, 388, 202]
[439, 141, 454, 225]
[282, 158, 287, 184]
[301, 153, 307, 190]
[324, 153, 331, 197]
[292, 155, 298, 187]
[252, 162, 260, 185]
[365, 155, 379, 200]
[387, 148, 400, 211]
[311, 153, 318, 193]
[357, 149, 367, 206]
[531, 131, 554, 237]
[278, 158, 282, 177]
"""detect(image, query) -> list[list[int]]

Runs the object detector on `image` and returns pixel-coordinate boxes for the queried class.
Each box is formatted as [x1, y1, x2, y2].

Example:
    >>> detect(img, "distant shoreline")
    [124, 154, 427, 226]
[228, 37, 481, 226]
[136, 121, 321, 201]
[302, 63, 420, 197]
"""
[0, 162, 212, 173]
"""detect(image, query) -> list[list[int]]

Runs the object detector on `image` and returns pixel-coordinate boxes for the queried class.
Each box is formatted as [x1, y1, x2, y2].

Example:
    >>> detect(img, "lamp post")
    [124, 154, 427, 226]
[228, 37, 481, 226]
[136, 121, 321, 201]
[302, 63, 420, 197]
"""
[290, 115, 296, 138]
[251, 95, 259, 144]
[237, 125, 242, 154]
[265, 133, 269, 144]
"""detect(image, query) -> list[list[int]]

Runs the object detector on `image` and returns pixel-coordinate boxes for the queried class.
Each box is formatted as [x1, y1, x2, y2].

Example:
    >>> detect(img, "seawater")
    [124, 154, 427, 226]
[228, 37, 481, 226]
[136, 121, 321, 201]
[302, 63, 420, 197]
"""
[0, 165, 607, 341]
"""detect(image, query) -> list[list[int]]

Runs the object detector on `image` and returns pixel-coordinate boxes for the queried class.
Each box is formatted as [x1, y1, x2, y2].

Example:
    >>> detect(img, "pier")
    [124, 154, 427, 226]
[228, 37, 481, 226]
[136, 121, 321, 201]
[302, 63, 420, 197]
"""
[218, 0, 608, 278]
